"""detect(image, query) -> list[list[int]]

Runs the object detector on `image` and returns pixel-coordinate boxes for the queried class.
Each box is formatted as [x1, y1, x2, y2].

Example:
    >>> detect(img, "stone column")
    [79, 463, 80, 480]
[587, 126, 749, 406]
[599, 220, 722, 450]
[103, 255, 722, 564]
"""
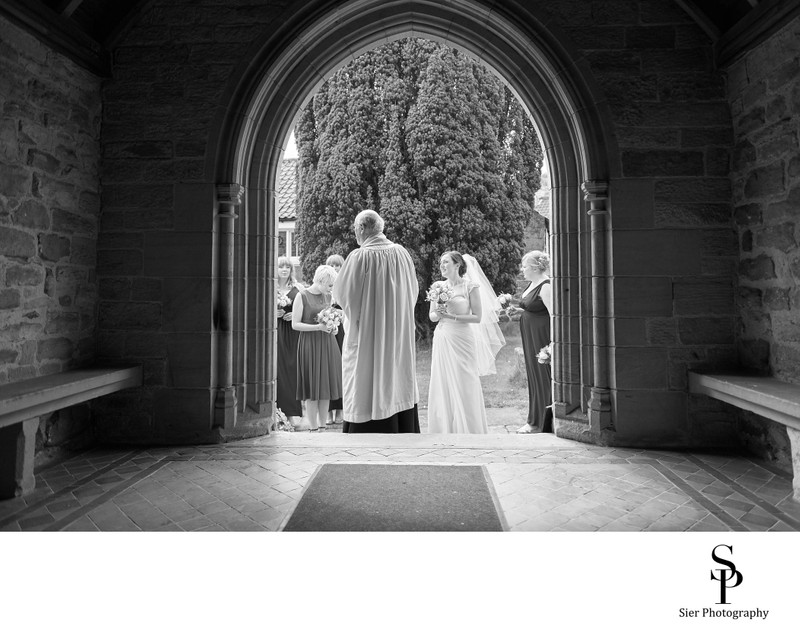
[0, 418, 38, 499]
[583, 181, 613, 432]
[214, 183, 244, 430]
[787, 427, 800, 502]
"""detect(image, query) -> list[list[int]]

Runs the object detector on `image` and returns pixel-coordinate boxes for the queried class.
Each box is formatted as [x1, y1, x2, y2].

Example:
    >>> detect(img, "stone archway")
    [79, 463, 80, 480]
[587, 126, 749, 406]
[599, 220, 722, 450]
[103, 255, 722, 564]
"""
[207, 0, 621, 440]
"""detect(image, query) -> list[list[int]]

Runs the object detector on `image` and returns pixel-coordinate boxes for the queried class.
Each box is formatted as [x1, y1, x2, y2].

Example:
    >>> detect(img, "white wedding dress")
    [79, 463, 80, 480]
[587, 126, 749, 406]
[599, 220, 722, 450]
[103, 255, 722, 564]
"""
[427, 281, 490, 434]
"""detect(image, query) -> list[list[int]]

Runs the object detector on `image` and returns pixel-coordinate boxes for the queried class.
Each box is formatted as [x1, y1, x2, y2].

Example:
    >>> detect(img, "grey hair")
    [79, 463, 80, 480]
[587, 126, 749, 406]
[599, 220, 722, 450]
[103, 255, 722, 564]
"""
[325, 254, 345, 267]
[313, 264, 338, 285]
[354, 210, 384, 236]
[522, 250, 550, 273]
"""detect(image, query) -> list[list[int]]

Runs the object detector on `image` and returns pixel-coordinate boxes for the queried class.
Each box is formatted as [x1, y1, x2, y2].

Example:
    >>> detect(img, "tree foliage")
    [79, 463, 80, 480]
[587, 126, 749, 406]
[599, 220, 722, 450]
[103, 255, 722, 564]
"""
[296, 39, 543, 336]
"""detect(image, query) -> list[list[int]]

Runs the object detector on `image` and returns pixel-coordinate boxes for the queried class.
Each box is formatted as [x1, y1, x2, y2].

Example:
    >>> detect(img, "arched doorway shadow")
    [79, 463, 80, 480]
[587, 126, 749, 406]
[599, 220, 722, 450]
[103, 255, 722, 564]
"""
[207, 0, 621, 440]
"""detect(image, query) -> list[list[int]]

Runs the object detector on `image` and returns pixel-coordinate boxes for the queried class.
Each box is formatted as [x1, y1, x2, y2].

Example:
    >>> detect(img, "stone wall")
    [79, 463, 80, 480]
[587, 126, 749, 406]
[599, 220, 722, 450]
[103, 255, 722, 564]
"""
[556, 1, 738, 444]
[0, 16, 102, 453]
[726, 14, 800, 469]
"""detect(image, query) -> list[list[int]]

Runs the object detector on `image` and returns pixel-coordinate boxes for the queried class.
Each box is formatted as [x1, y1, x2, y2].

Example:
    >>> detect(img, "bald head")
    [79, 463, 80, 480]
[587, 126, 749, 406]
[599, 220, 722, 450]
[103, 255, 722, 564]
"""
[354, 210, 384, 244]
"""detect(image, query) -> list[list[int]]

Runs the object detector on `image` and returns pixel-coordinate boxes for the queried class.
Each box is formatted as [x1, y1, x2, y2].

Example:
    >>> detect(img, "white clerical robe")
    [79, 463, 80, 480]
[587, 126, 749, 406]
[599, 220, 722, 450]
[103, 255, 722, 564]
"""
[333, 233, 419, 423]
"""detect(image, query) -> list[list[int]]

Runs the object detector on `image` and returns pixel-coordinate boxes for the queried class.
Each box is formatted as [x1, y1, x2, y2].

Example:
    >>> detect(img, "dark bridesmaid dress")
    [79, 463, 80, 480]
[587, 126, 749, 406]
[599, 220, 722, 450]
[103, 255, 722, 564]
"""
[276, 285, 302, 417]
[519, 279, 552, 432]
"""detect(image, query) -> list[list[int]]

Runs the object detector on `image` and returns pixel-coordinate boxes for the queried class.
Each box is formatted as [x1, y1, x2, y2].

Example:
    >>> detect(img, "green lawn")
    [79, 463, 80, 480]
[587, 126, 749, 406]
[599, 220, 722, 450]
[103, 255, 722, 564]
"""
[415, 320, 527, 410]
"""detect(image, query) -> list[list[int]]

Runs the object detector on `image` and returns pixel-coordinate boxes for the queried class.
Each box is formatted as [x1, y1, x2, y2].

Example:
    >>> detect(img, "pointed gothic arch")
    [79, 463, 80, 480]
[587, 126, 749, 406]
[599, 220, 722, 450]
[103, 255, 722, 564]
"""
[206, 0, 621, 439]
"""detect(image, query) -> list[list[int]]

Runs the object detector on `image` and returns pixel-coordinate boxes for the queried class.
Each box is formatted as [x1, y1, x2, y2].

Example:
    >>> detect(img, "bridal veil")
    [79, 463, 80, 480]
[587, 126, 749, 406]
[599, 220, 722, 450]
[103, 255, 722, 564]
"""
[463, 254, 506, 375]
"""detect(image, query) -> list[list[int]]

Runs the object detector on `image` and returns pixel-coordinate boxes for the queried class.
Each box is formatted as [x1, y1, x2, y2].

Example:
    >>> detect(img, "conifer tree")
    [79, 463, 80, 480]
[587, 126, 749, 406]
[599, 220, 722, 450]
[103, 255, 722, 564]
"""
[295, 38, 543, 335]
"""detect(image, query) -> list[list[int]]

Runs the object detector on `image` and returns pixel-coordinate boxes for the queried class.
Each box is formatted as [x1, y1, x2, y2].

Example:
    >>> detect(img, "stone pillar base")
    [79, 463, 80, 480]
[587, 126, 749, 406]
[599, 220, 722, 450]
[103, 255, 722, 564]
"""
[0, 418, 38, 499]
[213, 387, 237, 431]
[588, 386, 612, 432]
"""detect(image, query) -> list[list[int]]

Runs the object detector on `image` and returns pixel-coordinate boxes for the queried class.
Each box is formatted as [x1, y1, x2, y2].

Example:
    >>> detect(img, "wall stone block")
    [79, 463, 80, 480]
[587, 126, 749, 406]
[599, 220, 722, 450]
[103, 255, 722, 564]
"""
[26, 149, 61, 175]
[37, 337, 74, 360]
[6, 264, 44, 286]
[732, 139, 757, 172]
[735, 106, 766, 134]
[678, 317, 734, 345]
[622, 149, 704, 177]
[0, 163, 30, 197]
[756, 222, 796, 250]
[99, 278, 132, 300]
[674, 278, 734, 315]
[52, 208, 95, 235]
[44, 312, 80, 334]
[0, 226, 36, 259]
[98, 302, 161, 330]
[738, 286, 763, 310]
[654, 202, 730, 226]
[31, 173, 77, 208]
[739, 254, 776, 281]
[774, 343, 800, 382]
[744, 161, 785, 199]
[654, 177, 730, 202]
[38, 233, 70, 261]
[734, 202, 761, 225]
[12, 199, 50, 230]
[104, 141, 173, 159]
[764, 183, 800, 221]
[0, 288, 21, 310]
[741, 230, 753, 252]
[645, 318, 678, 345]
[681, 127, 733, 147]
[97, 250, 143, 276]
[70, 236, 97, 266]
[131, 278, 162, 302]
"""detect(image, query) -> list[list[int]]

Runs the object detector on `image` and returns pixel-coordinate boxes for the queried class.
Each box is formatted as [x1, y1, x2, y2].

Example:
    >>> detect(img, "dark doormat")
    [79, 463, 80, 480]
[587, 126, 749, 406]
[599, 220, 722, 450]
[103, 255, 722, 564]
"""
[283, 463, 505, 531]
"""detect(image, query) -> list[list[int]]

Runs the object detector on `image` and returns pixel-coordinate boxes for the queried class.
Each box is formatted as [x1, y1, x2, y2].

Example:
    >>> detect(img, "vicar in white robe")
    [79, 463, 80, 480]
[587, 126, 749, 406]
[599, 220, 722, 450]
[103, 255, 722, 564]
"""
[333, 210, 421, 433]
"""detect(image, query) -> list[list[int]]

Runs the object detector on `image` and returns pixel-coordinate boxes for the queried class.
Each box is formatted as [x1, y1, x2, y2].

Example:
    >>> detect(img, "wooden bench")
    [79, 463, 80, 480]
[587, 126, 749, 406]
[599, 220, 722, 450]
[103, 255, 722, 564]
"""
[688, 371, 800, 500]
[0, 366, 142, 500]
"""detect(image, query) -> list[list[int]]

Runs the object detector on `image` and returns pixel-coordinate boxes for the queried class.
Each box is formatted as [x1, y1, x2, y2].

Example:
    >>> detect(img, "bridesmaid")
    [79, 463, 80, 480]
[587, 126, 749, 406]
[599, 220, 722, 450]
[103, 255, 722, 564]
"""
[277, 256, 303, 426]
[513, 250, 553, 433]
[276, 256, 303, 427]
[292, 265, 343, 431]
[325, 254, 345, 426]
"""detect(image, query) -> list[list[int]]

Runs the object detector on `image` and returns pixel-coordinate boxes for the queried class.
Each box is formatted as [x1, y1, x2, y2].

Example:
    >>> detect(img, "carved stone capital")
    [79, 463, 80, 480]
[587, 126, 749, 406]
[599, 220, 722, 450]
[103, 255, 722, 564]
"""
[216, 183, 245, 206]
[582, 180, 609, 214]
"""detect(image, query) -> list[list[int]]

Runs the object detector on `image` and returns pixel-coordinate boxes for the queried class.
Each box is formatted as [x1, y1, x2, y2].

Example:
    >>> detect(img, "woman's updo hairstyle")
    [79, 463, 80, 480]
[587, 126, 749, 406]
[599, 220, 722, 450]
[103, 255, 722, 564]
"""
[522, 250, 550, 274]
[313, 264, 337, 285]
[442, 251, 467, 277]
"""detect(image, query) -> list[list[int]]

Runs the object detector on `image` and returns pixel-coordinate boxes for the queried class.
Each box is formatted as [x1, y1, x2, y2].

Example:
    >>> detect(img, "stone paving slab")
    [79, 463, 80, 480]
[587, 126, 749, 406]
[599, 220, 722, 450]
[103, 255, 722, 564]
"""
[0, 432, 797, 532]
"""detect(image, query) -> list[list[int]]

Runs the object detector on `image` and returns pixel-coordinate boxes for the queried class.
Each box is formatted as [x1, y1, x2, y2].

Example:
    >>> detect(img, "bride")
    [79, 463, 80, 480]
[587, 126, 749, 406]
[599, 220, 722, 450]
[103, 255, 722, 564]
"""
[427, 251, 505, 433]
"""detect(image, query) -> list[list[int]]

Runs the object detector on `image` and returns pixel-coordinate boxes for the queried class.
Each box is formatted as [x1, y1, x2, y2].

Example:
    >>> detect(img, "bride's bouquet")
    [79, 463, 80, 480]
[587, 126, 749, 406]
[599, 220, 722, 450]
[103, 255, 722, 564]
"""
[537, 342, 553, 365]
[426, 281, 455, 308]
[316, 305, 343, 332]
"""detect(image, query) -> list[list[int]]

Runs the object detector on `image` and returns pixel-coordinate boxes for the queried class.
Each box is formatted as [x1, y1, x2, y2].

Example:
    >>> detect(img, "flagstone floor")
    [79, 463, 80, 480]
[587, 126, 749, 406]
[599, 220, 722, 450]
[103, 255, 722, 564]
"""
[1, 430, 798, 532]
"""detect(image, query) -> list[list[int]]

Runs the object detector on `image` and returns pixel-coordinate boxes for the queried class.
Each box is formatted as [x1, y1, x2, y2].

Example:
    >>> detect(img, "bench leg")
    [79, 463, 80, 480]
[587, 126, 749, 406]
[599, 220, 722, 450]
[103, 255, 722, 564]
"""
[0, 418, 38, 500]
[788, 427, 800, 502]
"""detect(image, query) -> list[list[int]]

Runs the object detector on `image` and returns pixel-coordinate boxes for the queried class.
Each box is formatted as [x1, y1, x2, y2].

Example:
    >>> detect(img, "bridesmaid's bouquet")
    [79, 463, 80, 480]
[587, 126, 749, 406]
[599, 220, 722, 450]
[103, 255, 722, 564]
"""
[316, 305, 343, 332]
[498, 292, 514, 315]
[426, 281, 455, 307]
[277, 291, 293, 309]
[537, 342, 553, 365]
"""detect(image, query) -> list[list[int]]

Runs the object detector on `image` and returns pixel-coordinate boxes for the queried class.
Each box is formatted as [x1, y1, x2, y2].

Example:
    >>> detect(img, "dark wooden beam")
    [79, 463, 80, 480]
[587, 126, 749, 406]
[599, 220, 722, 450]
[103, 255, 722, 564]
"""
[674, 0, 722, 42]
[57, 0, 85, 19]
[716, 0, 800, 67]
[0, 0, 111, 76]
